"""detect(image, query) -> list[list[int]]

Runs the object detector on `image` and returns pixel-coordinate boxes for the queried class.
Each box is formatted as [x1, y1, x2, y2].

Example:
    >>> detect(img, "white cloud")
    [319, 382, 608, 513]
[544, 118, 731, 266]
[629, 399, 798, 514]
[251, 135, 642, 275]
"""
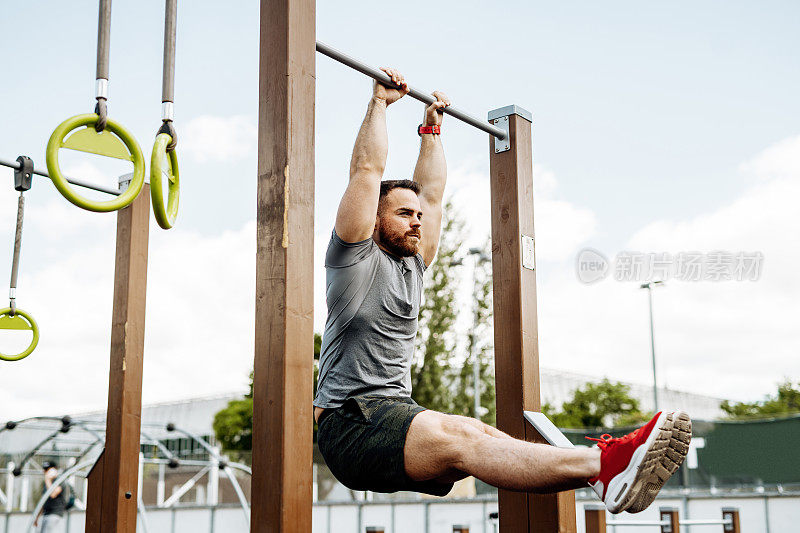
[448, 159, 597, 262]
[537, 135, 800, 401]
[0, 218, 258, 420]
[181, 115, 258, 163]
[739, 135, 800, 182]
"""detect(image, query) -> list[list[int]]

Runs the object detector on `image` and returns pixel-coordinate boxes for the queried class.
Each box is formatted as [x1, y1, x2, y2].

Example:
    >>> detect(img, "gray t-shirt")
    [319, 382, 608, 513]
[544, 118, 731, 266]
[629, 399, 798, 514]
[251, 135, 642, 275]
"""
[314, 230, 427, 409]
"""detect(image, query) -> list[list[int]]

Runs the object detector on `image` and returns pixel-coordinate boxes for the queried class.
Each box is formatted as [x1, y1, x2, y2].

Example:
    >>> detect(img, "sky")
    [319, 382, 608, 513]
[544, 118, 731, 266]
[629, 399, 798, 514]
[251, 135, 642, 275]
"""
[0, 0, 798, 420]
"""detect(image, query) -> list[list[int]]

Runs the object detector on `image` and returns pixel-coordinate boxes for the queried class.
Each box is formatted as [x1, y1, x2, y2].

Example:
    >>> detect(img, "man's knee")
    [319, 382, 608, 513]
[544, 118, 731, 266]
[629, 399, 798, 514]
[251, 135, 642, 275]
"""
[408, 412, 486, 468]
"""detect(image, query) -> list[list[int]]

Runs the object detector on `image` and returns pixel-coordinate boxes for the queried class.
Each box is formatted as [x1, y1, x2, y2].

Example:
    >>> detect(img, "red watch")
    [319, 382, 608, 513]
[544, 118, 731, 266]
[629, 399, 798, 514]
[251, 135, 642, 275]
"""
[417, 124, 441, 136]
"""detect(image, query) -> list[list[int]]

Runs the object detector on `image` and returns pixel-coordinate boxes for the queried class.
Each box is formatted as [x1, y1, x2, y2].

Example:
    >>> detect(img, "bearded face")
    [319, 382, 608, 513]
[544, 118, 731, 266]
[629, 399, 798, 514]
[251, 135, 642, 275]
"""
[378, 216, 420, 257]
[374, 187, 423, 258]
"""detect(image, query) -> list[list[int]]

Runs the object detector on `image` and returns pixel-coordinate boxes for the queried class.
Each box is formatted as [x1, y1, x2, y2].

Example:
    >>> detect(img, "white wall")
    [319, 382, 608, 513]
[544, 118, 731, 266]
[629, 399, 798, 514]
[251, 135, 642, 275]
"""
[1, 493, 795, 533]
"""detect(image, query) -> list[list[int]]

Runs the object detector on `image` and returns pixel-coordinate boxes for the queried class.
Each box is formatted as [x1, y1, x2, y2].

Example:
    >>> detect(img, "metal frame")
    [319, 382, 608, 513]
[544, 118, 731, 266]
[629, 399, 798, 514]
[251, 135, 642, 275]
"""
[1, 156, 121, 196]
[315, 41, 507, 140]
[584, 504, 741, 533]
[0, 417, 253, 528]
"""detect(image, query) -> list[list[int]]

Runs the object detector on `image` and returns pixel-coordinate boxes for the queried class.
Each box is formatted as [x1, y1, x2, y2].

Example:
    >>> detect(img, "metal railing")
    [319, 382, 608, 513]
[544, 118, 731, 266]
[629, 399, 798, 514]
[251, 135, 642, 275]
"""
[0, 156, 121, 196]
[315, 41, 507, 140]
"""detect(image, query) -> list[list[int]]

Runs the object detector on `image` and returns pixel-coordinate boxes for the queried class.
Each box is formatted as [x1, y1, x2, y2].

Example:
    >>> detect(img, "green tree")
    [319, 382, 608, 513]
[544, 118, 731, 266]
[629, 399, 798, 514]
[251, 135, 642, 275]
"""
[451, 238, 496, 425]
[412, 198, 464, 413]
[212, 334, 322, 459]
[721, 379, 800, 420]
[542, 379, 648, 429]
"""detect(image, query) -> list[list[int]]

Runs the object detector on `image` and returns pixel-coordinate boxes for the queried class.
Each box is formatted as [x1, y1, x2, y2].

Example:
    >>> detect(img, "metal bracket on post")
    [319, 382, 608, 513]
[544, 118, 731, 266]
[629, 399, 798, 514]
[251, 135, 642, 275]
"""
[523, 411, 574, 448]
[488, 104, 533, 154]
[14, 156, 33, 192]
[522, 234, 536, 271]
[118, 173, 133, 193]
[491, 116, 510, 153]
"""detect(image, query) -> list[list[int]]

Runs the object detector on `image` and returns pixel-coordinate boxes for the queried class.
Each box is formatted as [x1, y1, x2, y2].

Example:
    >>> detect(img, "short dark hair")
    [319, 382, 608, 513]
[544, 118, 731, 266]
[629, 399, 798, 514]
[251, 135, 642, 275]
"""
[379, 179, 421, 199]
[378, 180, 422, 215]
[379, 179, 421, 205]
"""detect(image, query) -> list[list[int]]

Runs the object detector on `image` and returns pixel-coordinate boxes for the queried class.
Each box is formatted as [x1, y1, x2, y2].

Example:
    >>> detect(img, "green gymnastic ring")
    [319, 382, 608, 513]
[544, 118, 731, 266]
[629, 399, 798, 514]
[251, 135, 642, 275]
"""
[0, 308, 39, 362]
[46, 113, 145, 213]
[150, 133, 180, 229]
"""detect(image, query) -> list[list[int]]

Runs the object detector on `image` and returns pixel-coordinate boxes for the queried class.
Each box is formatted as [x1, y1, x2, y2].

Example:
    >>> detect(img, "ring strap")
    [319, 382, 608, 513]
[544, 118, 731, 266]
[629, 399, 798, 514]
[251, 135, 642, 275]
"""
[9, 193, 25, 315]
[162, 0, 177, 105]
[94, 0, 112, 131]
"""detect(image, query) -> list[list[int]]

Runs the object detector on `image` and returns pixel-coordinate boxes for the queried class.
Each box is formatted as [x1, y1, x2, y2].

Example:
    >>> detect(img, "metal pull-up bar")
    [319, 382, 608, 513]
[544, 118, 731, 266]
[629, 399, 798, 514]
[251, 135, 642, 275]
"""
[0, 157, 121, 196]
[315, 41, 508, 141]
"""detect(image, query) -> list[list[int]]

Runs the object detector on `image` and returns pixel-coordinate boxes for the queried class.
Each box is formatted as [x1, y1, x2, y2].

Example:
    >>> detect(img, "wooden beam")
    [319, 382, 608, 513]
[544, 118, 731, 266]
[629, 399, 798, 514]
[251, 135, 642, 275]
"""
[584, 505, 607, 533]
[722, 507, 741, 533]
[489, 110, 577, 533]
[660, 507, 680, 533]
[85, 183, 151, 533]
[251, 0, 315, 531]
[84, 452, 104, 532]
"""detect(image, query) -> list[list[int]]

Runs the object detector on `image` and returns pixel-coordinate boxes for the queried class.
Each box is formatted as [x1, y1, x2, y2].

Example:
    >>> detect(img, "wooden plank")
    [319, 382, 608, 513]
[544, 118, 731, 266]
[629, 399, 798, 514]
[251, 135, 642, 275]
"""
[660, 507, 680, 533]
[251, 0, 315, 532]
[85, 184, 150, 533]
[722, 507, 740, 533]
[84, 451, 104, 532]
[489, 112, 576, 533]
[584, 506, 607, 533]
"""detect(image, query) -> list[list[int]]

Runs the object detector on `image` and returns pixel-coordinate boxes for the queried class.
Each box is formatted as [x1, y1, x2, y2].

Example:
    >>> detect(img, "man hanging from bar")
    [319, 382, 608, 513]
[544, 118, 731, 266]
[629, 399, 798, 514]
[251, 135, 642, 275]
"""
[313, 68, 691, 513]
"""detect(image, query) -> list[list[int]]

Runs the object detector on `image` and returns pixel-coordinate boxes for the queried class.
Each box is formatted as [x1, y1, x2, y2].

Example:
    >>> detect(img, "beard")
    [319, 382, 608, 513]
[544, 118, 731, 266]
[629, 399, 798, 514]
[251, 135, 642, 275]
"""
[378, 219, 420, 257]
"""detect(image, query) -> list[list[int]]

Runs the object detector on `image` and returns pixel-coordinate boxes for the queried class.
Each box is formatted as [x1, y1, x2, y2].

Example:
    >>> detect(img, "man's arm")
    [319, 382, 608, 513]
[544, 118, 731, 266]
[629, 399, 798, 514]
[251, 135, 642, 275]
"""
[335, 68, 409, 243]
[414, 91, 450, 266]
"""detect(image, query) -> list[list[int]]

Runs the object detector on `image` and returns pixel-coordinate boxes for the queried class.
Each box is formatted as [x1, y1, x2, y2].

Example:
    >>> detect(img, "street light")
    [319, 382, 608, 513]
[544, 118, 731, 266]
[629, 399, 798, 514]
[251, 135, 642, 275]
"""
[640, 280, 665, 413]
[467, 248, 490, 419]
[451, 248, 491, 419]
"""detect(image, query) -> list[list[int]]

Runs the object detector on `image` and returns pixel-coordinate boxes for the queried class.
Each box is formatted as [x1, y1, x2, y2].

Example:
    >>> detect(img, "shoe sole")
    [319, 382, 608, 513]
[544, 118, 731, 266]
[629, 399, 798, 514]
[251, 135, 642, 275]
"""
[603, 411, 672, 514]
[625, 410, 692, 514]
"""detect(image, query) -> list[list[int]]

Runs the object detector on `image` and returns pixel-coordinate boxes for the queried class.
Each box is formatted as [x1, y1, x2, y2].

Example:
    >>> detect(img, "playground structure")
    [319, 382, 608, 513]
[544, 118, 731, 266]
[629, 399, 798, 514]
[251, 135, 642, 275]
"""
[584, 504, 741, 533]
[0, 416, 252, 532]
[1, 0, 596, 531]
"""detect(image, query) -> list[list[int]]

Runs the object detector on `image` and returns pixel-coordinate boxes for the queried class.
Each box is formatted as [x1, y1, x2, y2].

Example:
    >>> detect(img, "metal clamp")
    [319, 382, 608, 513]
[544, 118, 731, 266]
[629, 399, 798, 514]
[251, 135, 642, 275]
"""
[13, 156, 33, 192]
[491, 116, 510, 153]
[161, 102, 174, 122]
[488, 105, 533, 154]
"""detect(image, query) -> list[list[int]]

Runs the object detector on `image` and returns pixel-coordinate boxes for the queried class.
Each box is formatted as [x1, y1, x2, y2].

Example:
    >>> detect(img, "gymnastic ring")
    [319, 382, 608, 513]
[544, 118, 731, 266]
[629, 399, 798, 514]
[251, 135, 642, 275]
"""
[0, 308, 39, 362]
[150, 133, 180, 229]
[46, 113, 145, 212]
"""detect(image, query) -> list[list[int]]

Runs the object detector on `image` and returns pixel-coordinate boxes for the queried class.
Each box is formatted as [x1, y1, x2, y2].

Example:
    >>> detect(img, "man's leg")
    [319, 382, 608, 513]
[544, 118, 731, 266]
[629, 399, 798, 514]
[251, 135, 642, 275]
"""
[404, 410, 600, 493]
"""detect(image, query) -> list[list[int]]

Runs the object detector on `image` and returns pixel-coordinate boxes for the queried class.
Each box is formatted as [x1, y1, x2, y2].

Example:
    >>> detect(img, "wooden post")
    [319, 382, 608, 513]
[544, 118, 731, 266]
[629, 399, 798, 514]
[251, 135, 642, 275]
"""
[489, 106, 577, 533]
[722, 507, 740, 533]
[84, 452, 104, 532]
[85, 183, 151, 533]
[659, 507, 680, 533]
[252, 0, 315, 532]
[584, 504, 607, 533]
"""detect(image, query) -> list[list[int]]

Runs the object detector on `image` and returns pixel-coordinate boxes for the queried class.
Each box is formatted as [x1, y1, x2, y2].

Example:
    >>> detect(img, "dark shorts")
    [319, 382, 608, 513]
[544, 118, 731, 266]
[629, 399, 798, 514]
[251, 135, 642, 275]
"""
[316, 395, 454, 497]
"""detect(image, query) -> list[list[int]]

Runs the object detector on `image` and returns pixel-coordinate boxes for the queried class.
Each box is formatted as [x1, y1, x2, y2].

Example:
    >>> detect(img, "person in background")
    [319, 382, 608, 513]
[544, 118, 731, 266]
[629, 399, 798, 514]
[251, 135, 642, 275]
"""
[33, 461, 67, 532]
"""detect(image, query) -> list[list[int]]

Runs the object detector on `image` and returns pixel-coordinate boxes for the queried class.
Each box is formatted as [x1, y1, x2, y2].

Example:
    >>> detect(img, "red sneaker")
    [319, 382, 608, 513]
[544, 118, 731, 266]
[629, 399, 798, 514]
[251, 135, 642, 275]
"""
[625, 410, 692, 513]
[587, 411, 690, 514]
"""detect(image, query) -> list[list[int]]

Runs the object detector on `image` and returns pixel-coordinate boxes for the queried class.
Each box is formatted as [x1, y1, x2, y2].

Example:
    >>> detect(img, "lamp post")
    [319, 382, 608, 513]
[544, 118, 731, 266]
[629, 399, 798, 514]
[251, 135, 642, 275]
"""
[458, 248, 491, 419]
[640, 281, 664, 413]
